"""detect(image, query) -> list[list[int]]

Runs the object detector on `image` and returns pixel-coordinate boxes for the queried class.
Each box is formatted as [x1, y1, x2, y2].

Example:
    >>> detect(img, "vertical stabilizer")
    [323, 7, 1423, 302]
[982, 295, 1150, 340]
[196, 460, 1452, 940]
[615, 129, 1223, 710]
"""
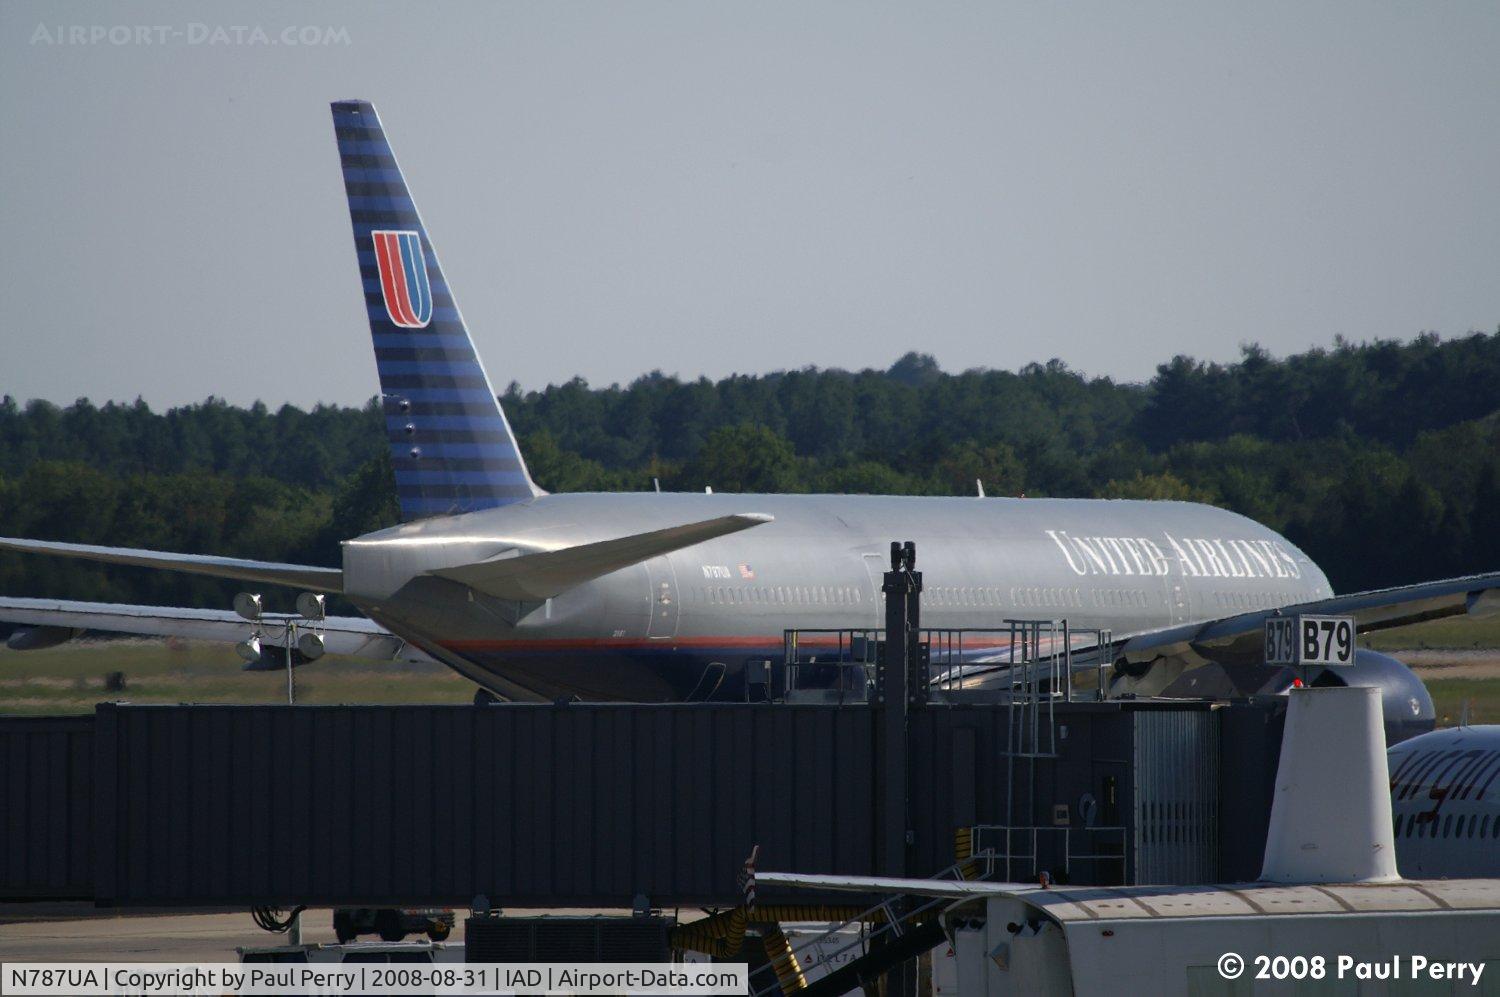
[1260, 686, 1399, 884]
[331, 100, 541, 521]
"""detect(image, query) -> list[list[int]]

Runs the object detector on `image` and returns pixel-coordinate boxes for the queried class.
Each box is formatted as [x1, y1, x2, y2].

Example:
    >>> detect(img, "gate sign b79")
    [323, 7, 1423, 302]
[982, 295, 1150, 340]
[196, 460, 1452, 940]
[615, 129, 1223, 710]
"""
[1264, 615, 1355, 667]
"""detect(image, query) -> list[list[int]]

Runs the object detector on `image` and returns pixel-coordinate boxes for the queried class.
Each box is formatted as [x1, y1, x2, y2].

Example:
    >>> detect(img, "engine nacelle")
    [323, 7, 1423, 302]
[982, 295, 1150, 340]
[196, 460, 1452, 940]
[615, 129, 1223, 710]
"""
[5, 626, 83, 651]
[1308, 648, 1435, 746]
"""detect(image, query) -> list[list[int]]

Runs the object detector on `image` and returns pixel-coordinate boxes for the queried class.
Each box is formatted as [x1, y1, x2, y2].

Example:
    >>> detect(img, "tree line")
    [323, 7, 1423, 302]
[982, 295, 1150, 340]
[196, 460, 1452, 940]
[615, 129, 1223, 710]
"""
[1, 330, 1496, 609]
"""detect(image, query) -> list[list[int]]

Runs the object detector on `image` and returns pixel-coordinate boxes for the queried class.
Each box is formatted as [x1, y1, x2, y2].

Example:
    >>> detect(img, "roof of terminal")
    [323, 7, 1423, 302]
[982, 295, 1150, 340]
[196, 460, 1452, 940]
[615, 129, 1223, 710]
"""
[757, 872, 1500, 921]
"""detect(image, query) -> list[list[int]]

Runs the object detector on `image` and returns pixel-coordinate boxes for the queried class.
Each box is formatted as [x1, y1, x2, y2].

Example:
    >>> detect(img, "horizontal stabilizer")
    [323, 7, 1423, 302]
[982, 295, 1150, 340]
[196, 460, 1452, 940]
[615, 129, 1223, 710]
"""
[0, 537, 343, 593]
[0, 597, 427, 662]
[430, 513, 774, 601]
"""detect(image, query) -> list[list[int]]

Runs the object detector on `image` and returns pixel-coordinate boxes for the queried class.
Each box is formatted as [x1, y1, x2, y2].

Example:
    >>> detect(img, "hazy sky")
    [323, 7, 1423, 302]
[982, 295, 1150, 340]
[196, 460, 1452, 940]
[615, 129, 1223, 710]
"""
[2, 1, 1496, 409]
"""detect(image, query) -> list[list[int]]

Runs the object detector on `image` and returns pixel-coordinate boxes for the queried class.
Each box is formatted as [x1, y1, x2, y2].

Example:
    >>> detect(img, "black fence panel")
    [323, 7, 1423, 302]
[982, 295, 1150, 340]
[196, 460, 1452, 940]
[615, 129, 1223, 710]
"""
[0, 715, 94, 900]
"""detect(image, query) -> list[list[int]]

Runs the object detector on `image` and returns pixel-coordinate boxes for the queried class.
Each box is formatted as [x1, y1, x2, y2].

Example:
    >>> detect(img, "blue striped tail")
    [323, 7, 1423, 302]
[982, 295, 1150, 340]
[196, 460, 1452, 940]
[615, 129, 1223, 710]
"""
[331, 100, 540, 521]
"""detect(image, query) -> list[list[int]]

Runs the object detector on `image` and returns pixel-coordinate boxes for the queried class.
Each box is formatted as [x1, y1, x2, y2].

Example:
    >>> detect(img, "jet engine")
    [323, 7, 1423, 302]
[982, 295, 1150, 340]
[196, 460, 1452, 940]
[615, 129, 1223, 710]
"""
[4, 625, 83, 651]
[1150, 646, 1435, 747]
[1308, 648, 1435, 746]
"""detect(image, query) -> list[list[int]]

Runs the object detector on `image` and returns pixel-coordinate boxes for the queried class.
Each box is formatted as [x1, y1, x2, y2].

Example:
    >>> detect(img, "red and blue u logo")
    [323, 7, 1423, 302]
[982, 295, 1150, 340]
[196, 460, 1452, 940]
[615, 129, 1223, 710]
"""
[371, 230, 433, 328]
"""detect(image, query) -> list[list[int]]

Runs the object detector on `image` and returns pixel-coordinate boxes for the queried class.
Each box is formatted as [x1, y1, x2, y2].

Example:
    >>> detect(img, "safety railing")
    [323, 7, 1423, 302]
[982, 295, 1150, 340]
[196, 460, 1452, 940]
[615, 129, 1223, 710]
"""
[968, 824, 1128, 884]
[779, 628, 879, 704]
[778, 622, 1115, 705]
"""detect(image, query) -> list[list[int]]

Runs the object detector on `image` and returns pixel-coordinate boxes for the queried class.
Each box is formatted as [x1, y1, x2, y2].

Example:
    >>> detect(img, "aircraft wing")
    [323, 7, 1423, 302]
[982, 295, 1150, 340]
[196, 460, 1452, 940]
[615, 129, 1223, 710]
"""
[431, 512, 774, 601]
[1117, 570, 1500, 667]
[0, 537, 343, 593]
[0, 596, 430, 663]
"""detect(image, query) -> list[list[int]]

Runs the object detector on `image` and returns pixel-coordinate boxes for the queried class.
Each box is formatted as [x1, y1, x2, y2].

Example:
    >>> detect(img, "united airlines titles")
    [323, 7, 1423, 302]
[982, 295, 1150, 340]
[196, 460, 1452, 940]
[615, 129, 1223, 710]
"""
[1044, 529, 1302, 580]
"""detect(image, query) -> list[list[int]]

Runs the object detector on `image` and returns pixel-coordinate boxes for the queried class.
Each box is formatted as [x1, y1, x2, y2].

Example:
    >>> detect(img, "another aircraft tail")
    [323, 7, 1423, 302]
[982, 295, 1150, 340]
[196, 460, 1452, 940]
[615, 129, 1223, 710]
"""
[331, 100, 541, 522]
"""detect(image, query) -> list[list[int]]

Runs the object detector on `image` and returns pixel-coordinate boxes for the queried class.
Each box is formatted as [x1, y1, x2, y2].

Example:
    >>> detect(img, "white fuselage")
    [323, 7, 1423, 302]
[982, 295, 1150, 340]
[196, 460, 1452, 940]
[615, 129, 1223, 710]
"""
[1390, 725, 1500, 877]
[342, 493, 1333, 700]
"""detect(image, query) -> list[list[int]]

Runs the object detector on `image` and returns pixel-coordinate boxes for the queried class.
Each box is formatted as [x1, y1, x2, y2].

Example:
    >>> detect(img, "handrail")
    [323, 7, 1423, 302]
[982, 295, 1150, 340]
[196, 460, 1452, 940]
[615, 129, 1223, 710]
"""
[745, 858, 989, 997]
[969, 824, 1129, 883]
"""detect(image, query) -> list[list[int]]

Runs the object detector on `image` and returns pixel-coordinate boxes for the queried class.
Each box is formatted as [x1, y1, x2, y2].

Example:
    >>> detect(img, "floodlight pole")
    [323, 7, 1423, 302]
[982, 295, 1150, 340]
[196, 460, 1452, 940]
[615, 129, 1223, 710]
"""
[234, 594, 315, 706]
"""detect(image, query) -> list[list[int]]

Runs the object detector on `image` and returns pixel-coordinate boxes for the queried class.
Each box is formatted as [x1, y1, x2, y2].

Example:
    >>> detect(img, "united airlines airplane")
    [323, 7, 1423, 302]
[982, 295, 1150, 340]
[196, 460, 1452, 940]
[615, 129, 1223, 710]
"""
[1, 101, 1497, 708]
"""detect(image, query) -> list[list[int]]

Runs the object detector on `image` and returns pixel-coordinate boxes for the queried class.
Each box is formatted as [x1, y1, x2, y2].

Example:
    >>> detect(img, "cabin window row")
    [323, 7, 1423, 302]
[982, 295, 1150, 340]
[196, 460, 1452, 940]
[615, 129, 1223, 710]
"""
[1214, 590, 1294, 611]
[926, 586, 1083, 609]
[688, 583, 1169, 612]
[1394, 811, 1499, 839]
[693, 585, 863, 607]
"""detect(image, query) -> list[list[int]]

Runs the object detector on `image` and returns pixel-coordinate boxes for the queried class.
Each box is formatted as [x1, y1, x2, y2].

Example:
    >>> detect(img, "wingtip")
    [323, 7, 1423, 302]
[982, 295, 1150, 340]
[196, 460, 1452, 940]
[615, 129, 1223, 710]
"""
[736, 513, 775, 524]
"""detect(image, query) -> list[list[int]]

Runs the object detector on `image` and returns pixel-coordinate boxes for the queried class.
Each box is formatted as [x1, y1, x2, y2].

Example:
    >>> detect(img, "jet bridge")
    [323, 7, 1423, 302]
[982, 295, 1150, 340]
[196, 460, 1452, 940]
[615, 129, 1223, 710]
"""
[0, 695, 1274, 908]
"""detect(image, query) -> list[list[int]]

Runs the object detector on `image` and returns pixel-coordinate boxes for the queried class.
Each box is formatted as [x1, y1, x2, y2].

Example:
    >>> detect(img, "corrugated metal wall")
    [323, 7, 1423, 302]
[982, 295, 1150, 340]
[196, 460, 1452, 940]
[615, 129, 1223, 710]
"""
[1131, 709, 1220, 884]
[0, 716, 94, 899]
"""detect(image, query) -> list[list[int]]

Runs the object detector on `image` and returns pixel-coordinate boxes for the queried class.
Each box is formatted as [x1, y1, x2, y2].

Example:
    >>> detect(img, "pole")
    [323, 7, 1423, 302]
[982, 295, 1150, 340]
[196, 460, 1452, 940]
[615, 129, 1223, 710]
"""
[878, 541, 918, 878]
[286, 620, 296, 705]
[877, 541, 921, 997]
[1062, 619, 1072, 704]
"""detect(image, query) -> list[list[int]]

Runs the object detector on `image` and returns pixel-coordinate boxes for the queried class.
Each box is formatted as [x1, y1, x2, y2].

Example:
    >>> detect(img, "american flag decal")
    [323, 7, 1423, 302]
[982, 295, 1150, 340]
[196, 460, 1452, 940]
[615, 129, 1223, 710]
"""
[738, 563, 756, 580]
[738, 844, 759, 909]
[371, 230, 433, 328]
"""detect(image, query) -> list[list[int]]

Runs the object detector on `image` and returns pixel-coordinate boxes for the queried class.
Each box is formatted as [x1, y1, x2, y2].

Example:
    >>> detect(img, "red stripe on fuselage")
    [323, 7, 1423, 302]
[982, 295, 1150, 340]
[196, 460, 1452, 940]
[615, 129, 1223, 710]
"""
[437, 634, 1038, 653]
[443, 635, 794, 652]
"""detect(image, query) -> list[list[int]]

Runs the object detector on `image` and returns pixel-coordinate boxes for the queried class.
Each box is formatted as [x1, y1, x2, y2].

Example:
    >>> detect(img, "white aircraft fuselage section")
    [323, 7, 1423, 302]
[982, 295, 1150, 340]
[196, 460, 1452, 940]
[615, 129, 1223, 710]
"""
[343, 492, 1331, 700]
[1390, 725, 1500, 878]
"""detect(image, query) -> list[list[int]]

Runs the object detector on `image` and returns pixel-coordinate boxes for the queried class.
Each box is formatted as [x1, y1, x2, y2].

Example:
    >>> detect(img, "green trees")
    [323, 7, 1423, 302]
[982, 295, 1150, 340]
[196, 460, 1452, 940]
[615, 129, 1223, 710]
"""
[678, 425, 802, 494]
[0, 460, 331, 608]
[933, 441, 1025, 497]
[1099, 471, 1215, 503]
[1134, 333, 1500, 449]
[0, 329, 1495, 601]
[315, 451, 400, 561]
